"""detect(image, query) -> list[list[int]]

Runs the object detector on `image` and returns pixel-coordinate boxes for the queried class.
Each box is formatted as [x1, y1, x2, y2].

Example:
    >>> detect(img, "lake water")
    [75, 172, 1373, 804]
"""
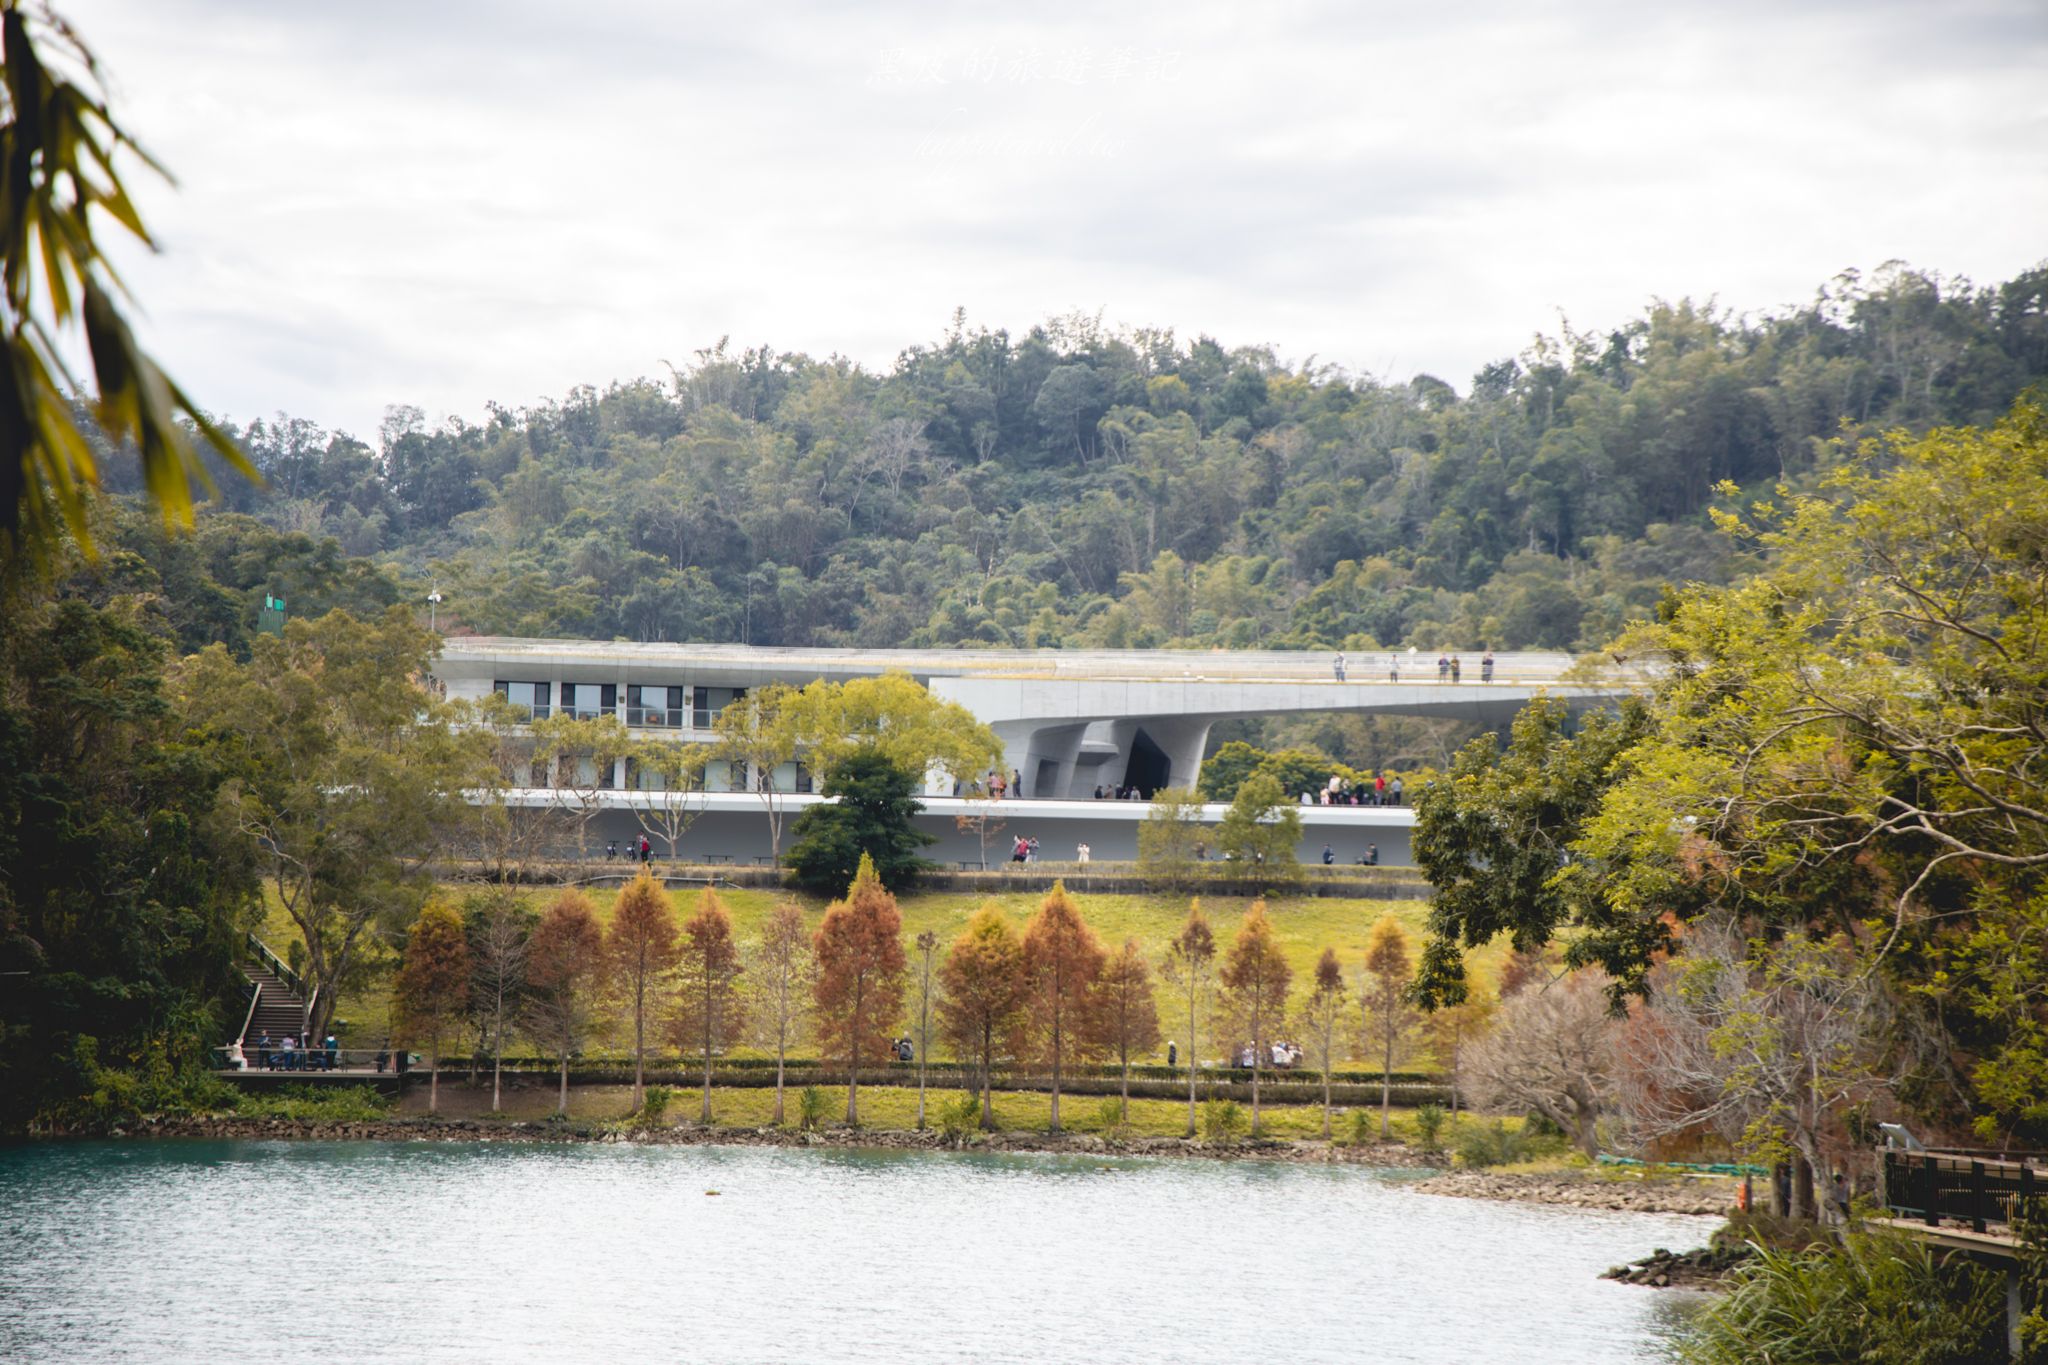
[0, 1141, 1710, 1363]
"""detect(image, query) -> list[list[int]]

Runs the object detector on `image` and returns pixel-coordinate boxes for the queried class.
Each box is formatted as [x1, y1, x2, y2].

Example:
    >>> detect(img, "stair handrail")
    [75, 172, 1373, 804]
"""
[246, 932, 309, 1001]
[236, 980, 262, 1046]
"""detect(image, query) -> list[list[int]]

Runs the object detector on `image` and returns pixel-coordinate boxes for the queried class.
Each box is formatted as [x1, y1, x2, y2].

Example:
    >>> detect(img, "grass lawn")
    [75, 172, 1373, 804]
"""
[259, 880, 1506, 1069]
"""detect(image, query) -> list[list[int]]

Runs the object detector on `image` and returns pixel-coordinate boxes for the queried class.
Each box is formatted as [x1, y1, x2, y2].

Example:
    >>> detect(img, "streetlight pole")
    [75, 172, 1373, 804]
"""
[427, 588, 443, 632]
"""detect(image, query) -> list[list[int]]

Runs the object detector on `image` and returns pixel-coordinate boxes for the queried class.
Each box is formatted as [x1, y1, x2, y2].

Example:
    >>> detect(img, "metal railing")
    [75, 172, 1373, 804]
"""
[215, 1045, 417, 1074]
[1882, 1148, 2046, 1234]
[246, 933, 309, 1001]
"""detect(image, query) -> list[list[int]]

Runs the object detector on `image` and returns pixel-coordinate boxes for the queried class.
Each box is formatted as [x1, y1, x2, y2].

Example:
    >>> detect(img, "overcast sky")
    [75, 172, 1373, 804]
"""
[77, 0, 2048, 442]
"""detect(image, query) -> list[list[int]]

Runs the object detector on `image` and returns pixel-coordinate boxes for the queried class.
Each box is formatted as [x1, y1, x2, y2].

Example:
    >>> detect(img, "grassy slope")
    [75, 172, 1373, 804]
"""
[262, 881, 1505, 1065]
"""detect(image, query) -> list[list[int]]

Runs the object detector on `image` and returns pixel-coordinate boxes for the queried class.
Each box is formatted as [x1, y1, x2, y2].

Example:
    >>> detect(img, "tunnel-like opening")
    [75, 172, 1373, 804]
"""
[1124, 728, 1172, 797]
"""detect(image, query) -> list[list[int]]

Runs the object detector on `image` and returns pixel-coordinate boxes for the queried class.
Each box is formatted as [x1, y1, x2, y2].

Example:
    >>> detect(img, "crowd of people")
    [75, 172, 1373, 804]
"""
[1303, 773, 1404, 806]
[248, 1031, 340, 1071]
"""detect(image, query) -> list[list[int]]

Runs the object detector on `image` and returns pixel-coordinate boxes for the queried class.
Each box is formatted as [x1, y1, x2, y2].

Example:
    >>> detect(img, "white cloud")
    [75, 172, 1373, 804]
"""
[73, 0, 2048, 439]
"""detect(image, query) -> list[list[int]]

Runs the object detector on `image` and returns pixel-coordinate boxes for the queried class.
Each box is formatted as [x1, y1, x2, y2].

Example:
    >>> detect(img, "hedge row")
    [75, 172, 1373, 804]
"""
[437, 1055, 1445, 1087]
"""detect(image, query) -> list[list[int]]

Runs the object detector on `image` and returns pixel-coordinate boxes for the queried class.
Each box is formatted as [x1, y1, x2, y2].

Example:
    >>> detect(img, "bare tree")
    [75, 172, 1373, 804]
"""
[1465, 969, 1622, 1159]
[1161, 901, 1218, 1138]
[531, 713, 633, 861]
[1614, 923, 1895, 1218]
[466, 889, 534, 1113]
[1361, 914, 1421, 1139]
[913, 930, 940, 1129]
[752, 902, 813, 1125]
[1300, 948, 1349, 1139]
[631, 737, 708, 860]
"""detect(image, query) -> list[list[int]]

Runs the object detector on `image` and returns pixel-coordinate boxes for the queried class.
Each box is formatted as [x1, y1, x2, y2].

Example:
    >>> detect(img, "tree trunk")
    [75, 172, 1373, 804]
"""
[846, 977, 863, 1125]
[632, 970, 646, 1107]
[491, 989, 505, 1113]
[772, 1031, 786, 1125]
[1321, 1033, 1332, 1140]
[428, 1040, 440, 1114]
[1120, 1041, 1130, 1123]
[1049, 1006, 1063, 1134]
[1380, 1029, 1393, 1140]
[1250, 1008, 1262, 1137]
[1793, 1154, 1816, 1221]
[557, 1053, 569, 1116]
[980, 1030, 995, 1130]
[846, 1038, 860, 1125]
[701, 1011, 714, 1125]
[1185, 992, 1199, 1139]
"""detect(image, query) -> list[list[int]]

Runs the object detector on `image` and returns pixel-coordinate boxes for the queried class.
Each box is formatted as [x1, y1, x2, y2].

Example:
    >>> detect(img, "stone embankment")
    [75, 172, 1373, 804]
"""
[1413, 1168, 1735, 1216]
[126, 1114, 1443, 1167]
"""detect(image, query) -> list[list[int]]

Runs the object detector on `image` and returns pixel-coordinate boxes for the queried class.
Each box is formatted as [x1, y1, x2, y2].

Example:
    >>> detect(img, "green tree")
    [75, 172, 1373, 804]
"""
[782, 672, 1000, 790]
[786, 747, 936, 894]
[1214, 772, 1302, 873]
[1196, 740, 1266, 802]
[1, 1, 253, 566]
[1411, 696, 1654, 1008]
[1137, 786, 1208, 887]
[174, 607, 489, 1041]
[394, 901, 470, 1115]
[0, 590, 254, 1128]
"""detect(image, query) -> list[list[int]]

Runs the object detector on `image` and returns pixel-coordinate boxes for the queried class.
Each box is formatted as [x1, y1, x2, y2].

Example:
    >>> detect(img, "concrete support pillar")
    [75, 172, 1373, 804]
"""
[1137, 715, 1215, 793]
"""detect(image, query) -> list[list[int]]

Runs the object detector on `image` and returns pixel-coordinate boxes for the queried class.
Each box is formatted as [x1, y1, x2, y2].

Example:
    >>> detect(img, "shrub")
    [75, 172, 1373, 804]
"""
[936, 1093, 981, 1143]
[1094, 1096, 1127, 1136]
[797, 1085, 829, 1131]
[1674, 1229, 2006, 1365]
[1413, 1103, 1446, 1154]
[635, 1085, 674, 1128]
[1202, 1099, 1249, 1143]
[1454, 1119, 1534, 1169]
[234, 1085, 391, 1124]
[1346, 1109, 1375, 1146]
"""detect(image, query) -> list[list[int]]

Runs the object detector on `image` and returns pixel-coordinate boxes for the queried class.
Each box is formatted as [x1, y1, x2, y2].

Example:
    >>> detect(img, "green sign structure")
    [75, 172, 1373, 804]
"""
[258, 593, 287, 636]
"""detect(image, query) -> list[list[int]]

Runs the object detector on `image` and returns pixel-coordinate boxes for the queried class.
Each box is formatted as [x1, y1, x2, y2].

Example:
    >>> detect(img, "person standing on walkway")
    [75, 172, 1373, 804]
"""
[1390, 776, 1404, 806]
[1437, 652, 1451, 681]
[1387, 653, 1400, 682]
[1481, 650, 1495, 683]
[1322, 844, 1334, 865]
[1077, 842, 1091, 864]
[1333, 652, 1346, 682]
[639, 835, 651, 865]
[1450, 655, 1462, 683]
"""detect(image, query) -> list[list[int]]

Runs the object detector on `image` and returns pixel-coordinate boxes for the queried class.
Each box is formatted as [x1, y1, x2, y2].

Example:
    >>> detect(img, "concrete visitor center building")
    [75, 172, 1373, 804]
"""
[432, 638, 1621, 867]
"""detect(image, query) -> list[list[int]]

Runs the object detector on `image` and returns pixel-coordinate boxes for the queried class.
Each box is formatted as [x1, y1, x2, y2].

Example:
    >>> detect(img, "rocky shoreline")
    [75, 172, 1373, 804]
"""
[1601, 1242, 1753, 1288]
[109, 1113, 1445, 1166]
[1411, 1168, 1736, 1217]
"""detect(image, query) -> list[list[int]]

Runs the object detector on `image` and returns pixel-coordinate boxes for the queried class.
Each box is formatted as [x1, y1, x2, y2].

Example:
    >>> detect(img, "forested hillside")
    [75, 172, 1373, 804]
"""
[104, 261, 2048, 655]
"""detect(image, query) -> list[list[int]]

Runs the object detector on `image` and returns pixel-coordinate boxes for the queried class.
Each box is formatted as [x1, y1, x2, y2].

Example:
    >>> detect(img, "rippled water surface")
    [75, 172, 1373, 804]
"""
[0, 1140, 1709, 1363]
